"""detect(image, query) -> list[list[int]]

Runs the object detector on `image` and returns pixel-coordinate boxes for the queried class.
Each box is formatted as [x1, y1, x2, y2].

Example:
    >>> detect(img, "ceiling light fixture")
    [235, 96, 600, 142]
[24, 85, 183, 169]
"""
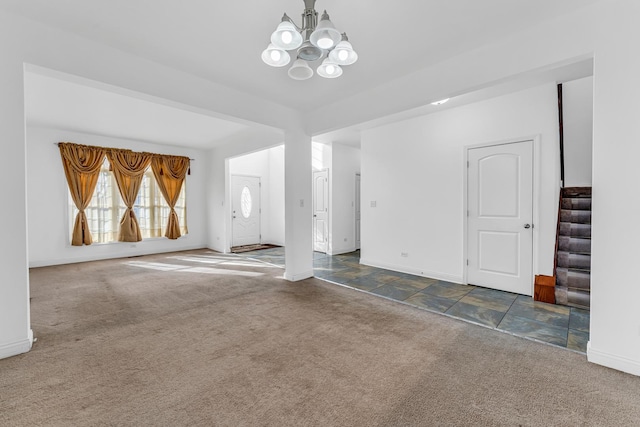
[261, 0, 358, 80]
[431, 98, 450, 106]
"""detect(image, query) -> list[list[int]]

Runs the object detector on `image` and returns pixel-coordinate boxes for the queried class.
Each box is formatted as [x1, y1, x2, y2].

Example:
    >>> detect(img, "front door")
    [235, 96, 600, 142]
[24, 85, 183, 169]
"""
[313, 170, 329, 253]
[231, 175, 261, 248]
[467, 140, 533, 295]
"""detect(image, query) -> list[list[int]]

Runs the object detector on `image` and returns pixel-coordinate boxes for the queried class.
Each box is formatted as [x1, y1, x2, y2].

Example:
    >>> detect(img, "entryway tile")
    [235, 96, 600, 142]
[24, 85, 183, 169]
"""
[370, 284, 419, 301]
[567, 329, 589, 352]
[446, 301, 506, 328]
[498, 314, 568, 347]
[405, 293, 458, 313]
[569, 307, 590, 333]
[457, 287, 518, 312]
[507, 296, 570, 328]
[420, 281, 474, 300]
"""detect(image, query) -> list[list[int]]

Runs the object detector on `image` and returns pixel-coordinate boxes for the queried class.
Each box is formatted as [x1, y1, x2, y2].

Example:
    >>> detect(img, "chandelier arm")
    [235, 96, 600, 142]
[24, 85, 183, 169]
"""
[280, 13, 302, 33]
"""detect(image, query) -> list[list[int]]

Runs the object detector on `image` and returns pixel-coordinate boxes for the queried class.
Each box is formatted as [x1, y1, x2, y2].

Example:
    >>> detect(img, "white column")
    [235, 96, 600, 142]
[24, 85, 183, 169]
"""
[588, 0, 640, 376]
[0, 59, 32, 359]
[284, 127, 313, 281]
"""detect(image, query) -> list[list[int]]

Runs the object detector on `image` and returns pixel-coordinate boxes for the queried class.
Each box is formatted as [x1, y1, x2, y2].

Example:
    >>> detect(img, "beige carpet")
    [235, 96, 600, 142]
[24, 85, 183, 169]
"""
[2, 249, 640, 426]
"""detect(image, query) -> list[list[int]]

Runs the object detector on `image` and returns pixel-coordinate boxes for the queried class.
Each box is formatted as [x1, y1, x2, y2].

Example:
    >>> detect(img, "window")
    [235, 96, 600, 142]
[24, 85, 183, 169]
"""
[69, 158, 187, 243]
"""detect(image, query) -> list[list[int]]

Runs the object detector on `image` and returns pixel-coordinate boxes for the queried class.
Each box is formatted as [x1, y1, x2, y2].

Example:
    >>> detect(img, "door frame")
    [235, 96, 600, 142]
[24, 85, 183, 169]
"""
[463, 135, 541, 289]
[313, 168, 330, 254]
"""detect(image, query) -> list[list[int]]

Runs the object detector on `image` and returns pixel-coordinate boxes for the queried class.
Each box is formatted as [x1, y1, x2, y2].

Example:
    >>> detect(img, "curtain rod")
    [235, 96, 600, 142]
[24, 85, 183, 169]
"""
[54, 142, 195, 161]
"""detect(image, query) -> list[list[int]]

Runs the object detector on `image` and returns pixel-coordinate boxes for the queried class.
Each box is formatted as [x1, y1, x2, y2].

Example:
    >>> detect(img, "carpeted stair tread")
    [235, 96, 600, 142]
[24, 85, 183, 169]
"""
[556, 267, 591, 290]
[566, 290, 590, 310]
[561, 198, 592, 210]
[560, 209, 591, 224]
[561, 187, 592, 198]
[558, 236, 591, 253]
[559, 222, 591, 238]
[556, 251, 591, 269]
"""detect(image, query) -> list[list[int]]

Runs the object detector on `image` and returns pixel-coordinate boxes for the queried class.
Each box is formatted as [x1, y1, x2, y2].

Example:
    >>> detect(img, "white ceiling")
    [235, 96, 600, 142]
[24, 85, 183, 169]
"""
[3, 0, 600, 112]
[25, 71, 251, 148]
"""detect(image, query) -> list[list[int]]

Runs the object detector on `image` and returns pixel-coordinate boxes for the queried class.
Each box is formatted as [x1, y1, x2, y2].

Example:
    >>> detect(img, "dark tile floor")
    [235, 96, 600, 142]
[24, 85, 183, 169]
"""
[237, 247, 590, 353]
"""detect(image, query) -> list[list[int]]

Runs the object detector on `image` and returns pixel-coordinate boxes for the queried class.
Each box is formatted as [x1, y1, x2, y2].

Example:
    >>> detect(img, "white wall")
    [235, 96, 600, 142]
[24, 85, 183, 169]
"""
[588, 0, 640, 376]
[563, 76, 593, 187]
[330, 144, 361, 255]
[229, 146, 284, 246]
[26, 126, 207, 267]
[361, 84, 559, 283]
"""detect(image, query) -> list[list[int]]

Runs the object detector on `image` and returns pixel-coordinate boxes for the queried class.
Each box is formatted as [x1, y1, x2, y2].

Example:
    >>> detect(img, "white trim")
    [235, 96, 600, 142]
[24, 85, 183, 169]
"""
[463, 135, 540, 294]
[28, 243, 204, 268]
[0, 332, 33, 360]
[360, 258, 463, 284]
[587, 342, 640, 377]
[328, 247, 357, 256]
[284, 269, 314, 282]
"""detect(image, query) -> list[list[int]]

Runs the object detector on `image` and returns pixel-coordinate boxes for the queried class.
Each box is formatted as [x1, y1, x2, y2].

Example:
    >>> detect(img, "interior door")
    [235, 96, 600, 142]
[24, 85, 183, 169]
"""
[231, 175, 261, 248]
[355, 173, 361, 249]
[313, 170, 329, 253]
[467, 140, 533, 295]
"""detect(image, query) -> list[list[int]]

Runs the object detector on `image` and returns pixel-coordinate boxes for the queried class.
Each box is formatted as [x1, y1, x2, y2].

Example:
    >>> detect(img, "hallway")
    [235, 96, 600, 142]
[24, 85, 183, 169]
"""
[239, 247, 589, 353]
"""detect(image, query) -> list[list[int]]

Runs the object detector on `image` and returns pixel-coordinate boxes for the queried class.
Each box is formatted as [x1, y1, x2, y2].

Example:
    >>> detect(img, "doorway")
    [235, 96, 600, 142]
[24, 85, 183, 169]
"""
[313, 169, 329, 253]
[466, 140, 534, 295]
[231, 175, 261, 247]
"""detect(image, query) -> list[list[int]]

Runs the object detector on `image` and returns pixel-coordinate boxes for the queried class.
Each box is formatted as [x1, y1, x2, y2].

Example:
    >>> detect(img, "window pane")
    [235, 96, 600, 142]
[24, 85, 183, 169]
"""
[69, 159, 188, 243]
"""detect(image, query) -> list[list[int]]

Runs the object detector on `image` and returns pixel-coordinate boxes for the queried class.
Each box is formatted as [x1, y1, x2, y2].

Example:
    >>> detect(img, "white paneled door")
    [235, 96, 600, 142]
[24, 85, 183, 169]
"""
[231, 175, 261, 248]
[313, 170, 329, 253]
[467, 140, 533, 295]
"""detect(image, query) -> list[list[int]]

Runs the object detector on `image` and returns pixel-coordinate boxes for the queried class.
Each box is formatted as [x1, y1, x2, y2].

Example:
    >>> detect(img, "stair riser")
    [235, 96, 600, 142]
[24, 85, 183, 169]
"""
[558, 236, 591, 253]
[560, 210, 591, 224]
[559, 223, 591, 238]
[561, 198, 592, 211]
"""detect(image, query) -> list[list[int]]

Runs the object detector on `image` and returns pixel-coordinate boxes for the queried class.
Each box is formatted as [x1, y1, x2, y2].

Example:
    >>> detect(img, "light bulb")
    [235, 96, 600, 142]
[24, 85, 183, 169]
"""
[270, 50, 281, 62]
[281, 31, 293, 45]
[338, 49, 349, 61]
[318, 36, 333, 49]
[326, 64, 335, 75]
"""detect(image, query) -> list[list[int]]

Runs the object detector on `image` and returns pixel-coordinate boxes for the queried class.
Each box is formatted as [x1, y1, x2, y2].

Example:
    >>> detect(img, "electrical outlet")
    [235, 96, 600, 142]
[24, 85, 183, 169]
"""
[370, 201, 377, 207]
[401, 252, 408, 257]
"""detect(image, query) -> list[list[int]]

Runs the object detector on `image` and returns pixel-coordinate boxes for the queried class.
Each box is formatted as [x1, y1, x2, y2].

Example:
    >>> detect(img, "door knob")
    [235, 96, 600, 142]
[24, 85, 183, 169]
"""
[524, 224, 531, 229]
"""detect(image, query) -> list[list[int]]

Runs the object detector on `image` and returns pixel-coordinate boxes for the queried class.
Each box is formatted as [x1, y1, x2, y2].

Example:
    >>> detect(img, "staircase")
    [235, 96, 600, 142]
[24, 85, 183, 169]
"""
[555, 187, 592, 310]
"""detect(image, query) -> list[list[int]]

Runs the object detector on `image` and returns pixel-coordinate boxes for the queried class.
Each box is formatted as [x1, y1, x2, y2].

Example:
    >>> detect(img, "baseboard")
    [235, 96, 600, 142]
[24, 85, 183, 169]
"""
[284, 269, 314, 282]
[0, 332, 33, 360]
[328, 247, 357, 256]
[360, 258, 463, 284]
[29, 244, 208, 268]
[587, 342, 640, 377]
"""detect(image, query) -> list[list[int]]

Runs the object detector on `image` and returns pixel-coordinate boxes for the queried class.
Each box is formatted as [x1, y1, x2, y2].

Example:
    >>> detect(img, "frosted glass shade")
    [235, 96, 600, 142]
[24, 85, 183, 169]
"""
[317, 58, 342, 78]
[328, 40, 358, 65]
[271, 20, 303, 50]
[288, 59, 314, 80]
[261, 44, 291, 67]
[309, 11, 342, 50]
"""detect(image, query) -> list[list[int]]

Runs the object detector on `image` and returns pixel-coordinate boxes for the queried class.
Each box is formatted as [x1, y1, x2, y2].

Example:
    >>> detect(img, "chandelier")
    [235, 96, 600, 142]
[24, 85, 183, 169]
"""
[261, 0, 358, 80]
